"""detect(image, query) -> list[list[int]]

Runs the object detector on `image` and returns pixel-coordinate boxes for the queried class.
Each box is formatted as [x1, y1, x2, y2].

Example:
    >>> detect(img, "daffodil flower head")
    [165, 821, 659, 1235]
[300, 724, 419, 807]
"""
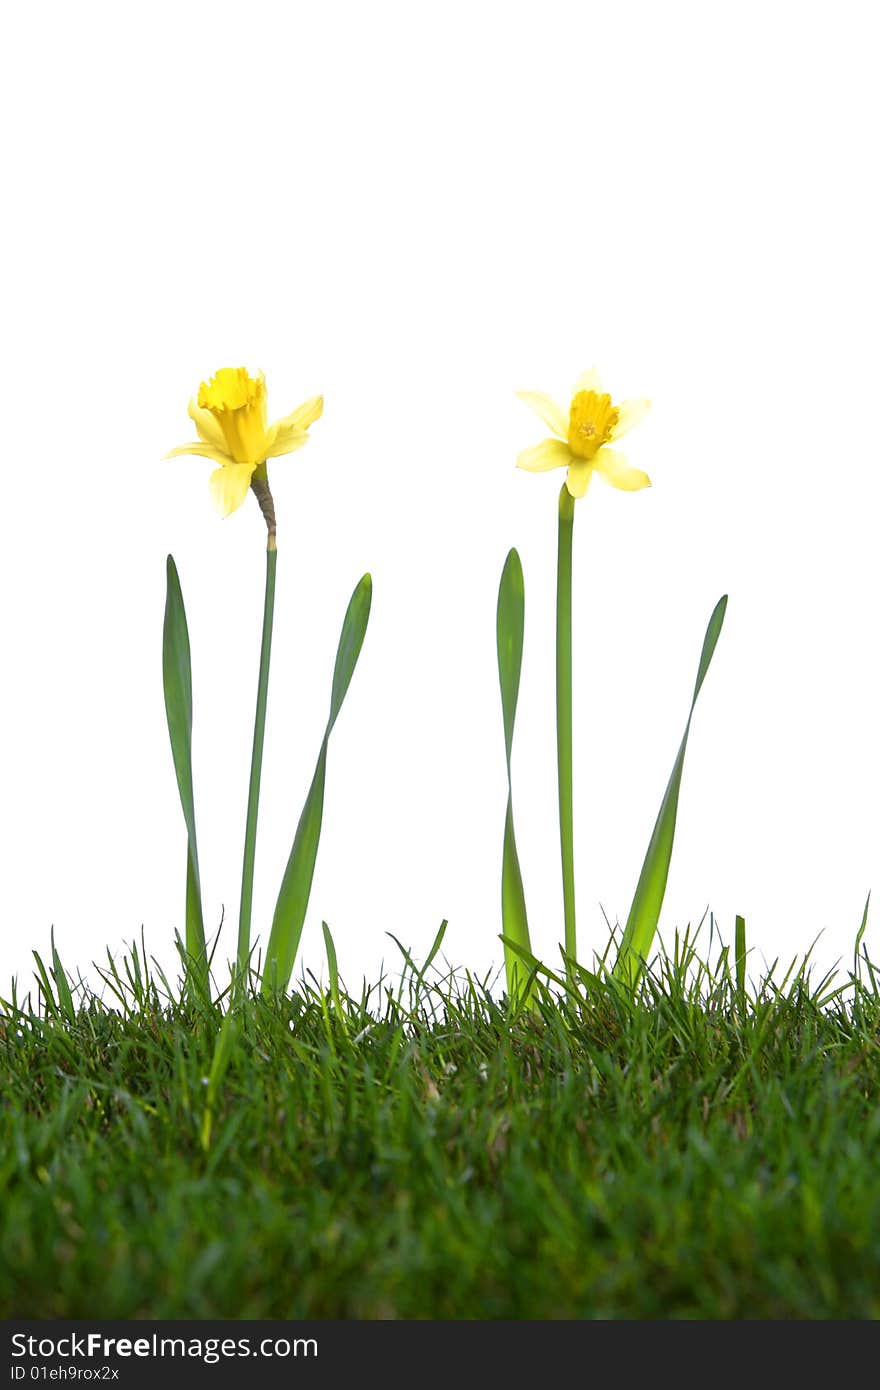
[166, 366, 323, 525]
[517, 368, 651, 499]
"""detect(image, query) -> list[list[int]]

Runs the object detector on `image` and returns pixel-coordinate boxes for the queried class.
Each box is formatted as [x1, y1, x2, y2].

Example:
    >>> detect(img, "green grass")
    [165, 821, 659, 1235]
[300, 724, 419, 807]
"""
[3, 922, 880, 1319]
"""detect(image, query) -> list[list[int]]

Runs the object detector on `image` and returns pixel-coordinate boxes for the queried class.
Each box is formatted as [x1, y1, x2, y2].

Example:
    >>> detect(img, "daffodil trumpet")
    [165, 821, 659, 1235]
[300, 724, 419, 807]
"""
[517, 369, 650, 973]
[166, 368, 323, 987]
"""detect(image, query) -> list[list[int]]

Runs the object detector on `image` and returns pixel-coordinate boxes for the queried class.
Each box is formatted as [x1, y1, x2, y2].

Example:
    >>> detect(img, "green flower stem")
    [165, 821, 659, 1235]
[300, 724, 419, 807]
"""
[237, 538, 277, 982]
[557, 483, 577, 974]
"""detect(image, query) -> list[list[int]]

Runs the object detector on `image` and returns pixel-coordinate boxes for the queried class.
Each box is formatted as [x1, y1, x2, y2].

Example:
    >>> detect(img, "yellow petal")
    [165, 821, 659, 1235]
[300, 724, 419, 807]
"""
[609, 398, 651, 441]
[165, 441, 234, 466]
[269, 394, 324, 436]
[517, 438, 572, 473]
[515, 391, 568, 440]
[187, 397, 226, 451]
[264, 426, 311, 460]
[565, 461, 593, 498]
[208, 463, 256, 517]
[572, 367, 603, 396]
[592, 446, 651, 491]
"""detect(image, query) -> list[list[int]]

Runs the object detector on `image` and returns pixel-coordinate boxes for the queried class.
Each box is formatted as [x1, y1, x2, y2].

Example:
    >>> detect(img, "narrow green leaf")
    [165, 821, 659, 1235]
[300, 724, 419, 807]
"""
[853, 892, 871, 1002]
[30, 950, 77, 1058]
[498, 550, 524, 763]
[185, 852, 203, 974]
[614, 595, 728, 986]
[692, 596, 727, 702]
[322, 922, 349, 1036]
[261, 574, 372, 995]
[855, 892, 871, 955]
[31, 950, 59, 1017]
[200, 1007, 240, 1151]
[497, 549, 532, 1004]
[499, 934, 565, 991]
[385, 932, 420, 976]
[322, 921, 340, 994]
[50, 929, 75, 1025]
[329, 576, 372, 729]
[417, 919, 448, 984]
[163, 555, 207, 993]
[735, 912, 747, 1007]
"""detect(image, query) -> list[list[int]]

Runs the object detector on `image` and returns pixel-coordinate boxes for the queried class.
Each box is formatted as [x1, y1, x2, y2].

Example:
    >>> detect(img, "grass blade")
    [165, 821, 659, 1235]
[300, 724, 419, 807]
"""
[322, 922, 350, 1036]
[417, 919, 448, 984]
[200, 1007, 240, 1151]
[497, 548, 532, 1003]
[614, 595, 727, 987]
[735, 912, 747, 1010]
[50, 929, 76, 1025]
[31, 950, 59, 1018]
[261, 574, 372, 995]
[855, 892, 870, 957]
[162, 555, 207, 997]
[499, 934, 566, 991]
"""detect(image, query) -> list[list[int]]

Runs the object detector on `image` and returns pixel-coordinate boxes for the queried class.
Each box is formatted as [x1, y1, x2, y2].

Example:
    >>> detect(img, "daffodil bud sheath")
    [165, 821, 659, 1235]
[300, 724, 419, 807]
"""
[251, 475, 277, 548]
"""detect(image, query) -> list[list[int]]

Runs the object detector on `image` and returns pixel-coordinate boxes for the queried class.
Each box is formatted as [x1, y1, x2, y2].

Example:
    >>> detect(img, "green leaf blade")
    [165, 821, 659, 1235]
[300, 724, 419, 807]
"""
[735, 912, 747, 1007]
[322, 921, 349, 1035]
[261, 574, 371, 995]
[162, 555, 207, 991]
[693, 594, 728, 702]
[497, 548, 532, 1004]
[262, 752, 326, 994]
[614, 595, 728, 987]
[497, 549, 525, 761]
[329, 574, 372, 729]
[50, 929, 75, 1025]
[200, 1007, 240, 1151]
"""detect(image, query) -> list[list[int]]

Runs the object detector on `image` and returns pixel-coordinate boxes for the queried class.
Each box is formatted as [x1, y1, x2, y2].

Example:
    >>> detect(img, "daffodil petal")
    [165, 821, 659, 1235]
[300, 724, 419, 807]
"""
[609, 397, 651, 441]
[208, 463, 256, 517]
[165, 441, 234, 466]
[592, 446, 651, 491]
[270, 394, 324, 436]
[565, 461, 593, 498]
[187, 397, 226, 451]
[264, 426, 311, 459]
[515, 391, 568, 440]
[572, 367, 603, 396]
[517, 438, 572, 473]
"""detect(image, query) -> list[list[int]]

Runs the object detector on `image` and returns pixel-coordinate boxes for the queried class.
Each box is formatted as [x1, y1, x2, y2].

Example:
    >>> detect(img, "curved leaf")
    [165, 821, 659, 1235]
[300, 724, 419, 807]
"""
[261, 574, 372, 994]
[163, 555, 207, 994]
[497, 548, 532, 1003]
[614, 595, 727, 987]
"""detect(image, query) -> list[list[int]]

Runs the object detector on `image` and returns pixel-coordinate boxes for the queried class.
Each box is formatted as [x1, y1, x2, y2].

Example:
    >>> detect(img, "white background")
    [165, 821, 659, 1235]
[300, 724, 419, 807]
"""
[1, 1, 878, 1001]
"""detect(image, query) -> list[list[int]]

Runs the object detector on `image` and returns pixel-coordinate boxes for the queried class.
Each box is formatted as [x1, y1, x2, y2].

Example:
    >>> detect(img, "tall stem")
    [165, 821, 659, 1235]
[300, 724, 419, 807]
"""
[237, 538, 277, 983]
[556, 483, 577, 973]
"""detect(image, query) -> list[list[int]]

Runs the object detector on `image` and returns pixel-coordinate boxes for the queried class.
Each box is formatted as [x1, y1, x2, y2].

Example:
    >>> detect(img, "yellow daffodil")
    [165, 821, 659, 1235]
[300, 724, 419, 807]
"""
[517, 368, 651, 499]
[166, 367, 323, 518]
